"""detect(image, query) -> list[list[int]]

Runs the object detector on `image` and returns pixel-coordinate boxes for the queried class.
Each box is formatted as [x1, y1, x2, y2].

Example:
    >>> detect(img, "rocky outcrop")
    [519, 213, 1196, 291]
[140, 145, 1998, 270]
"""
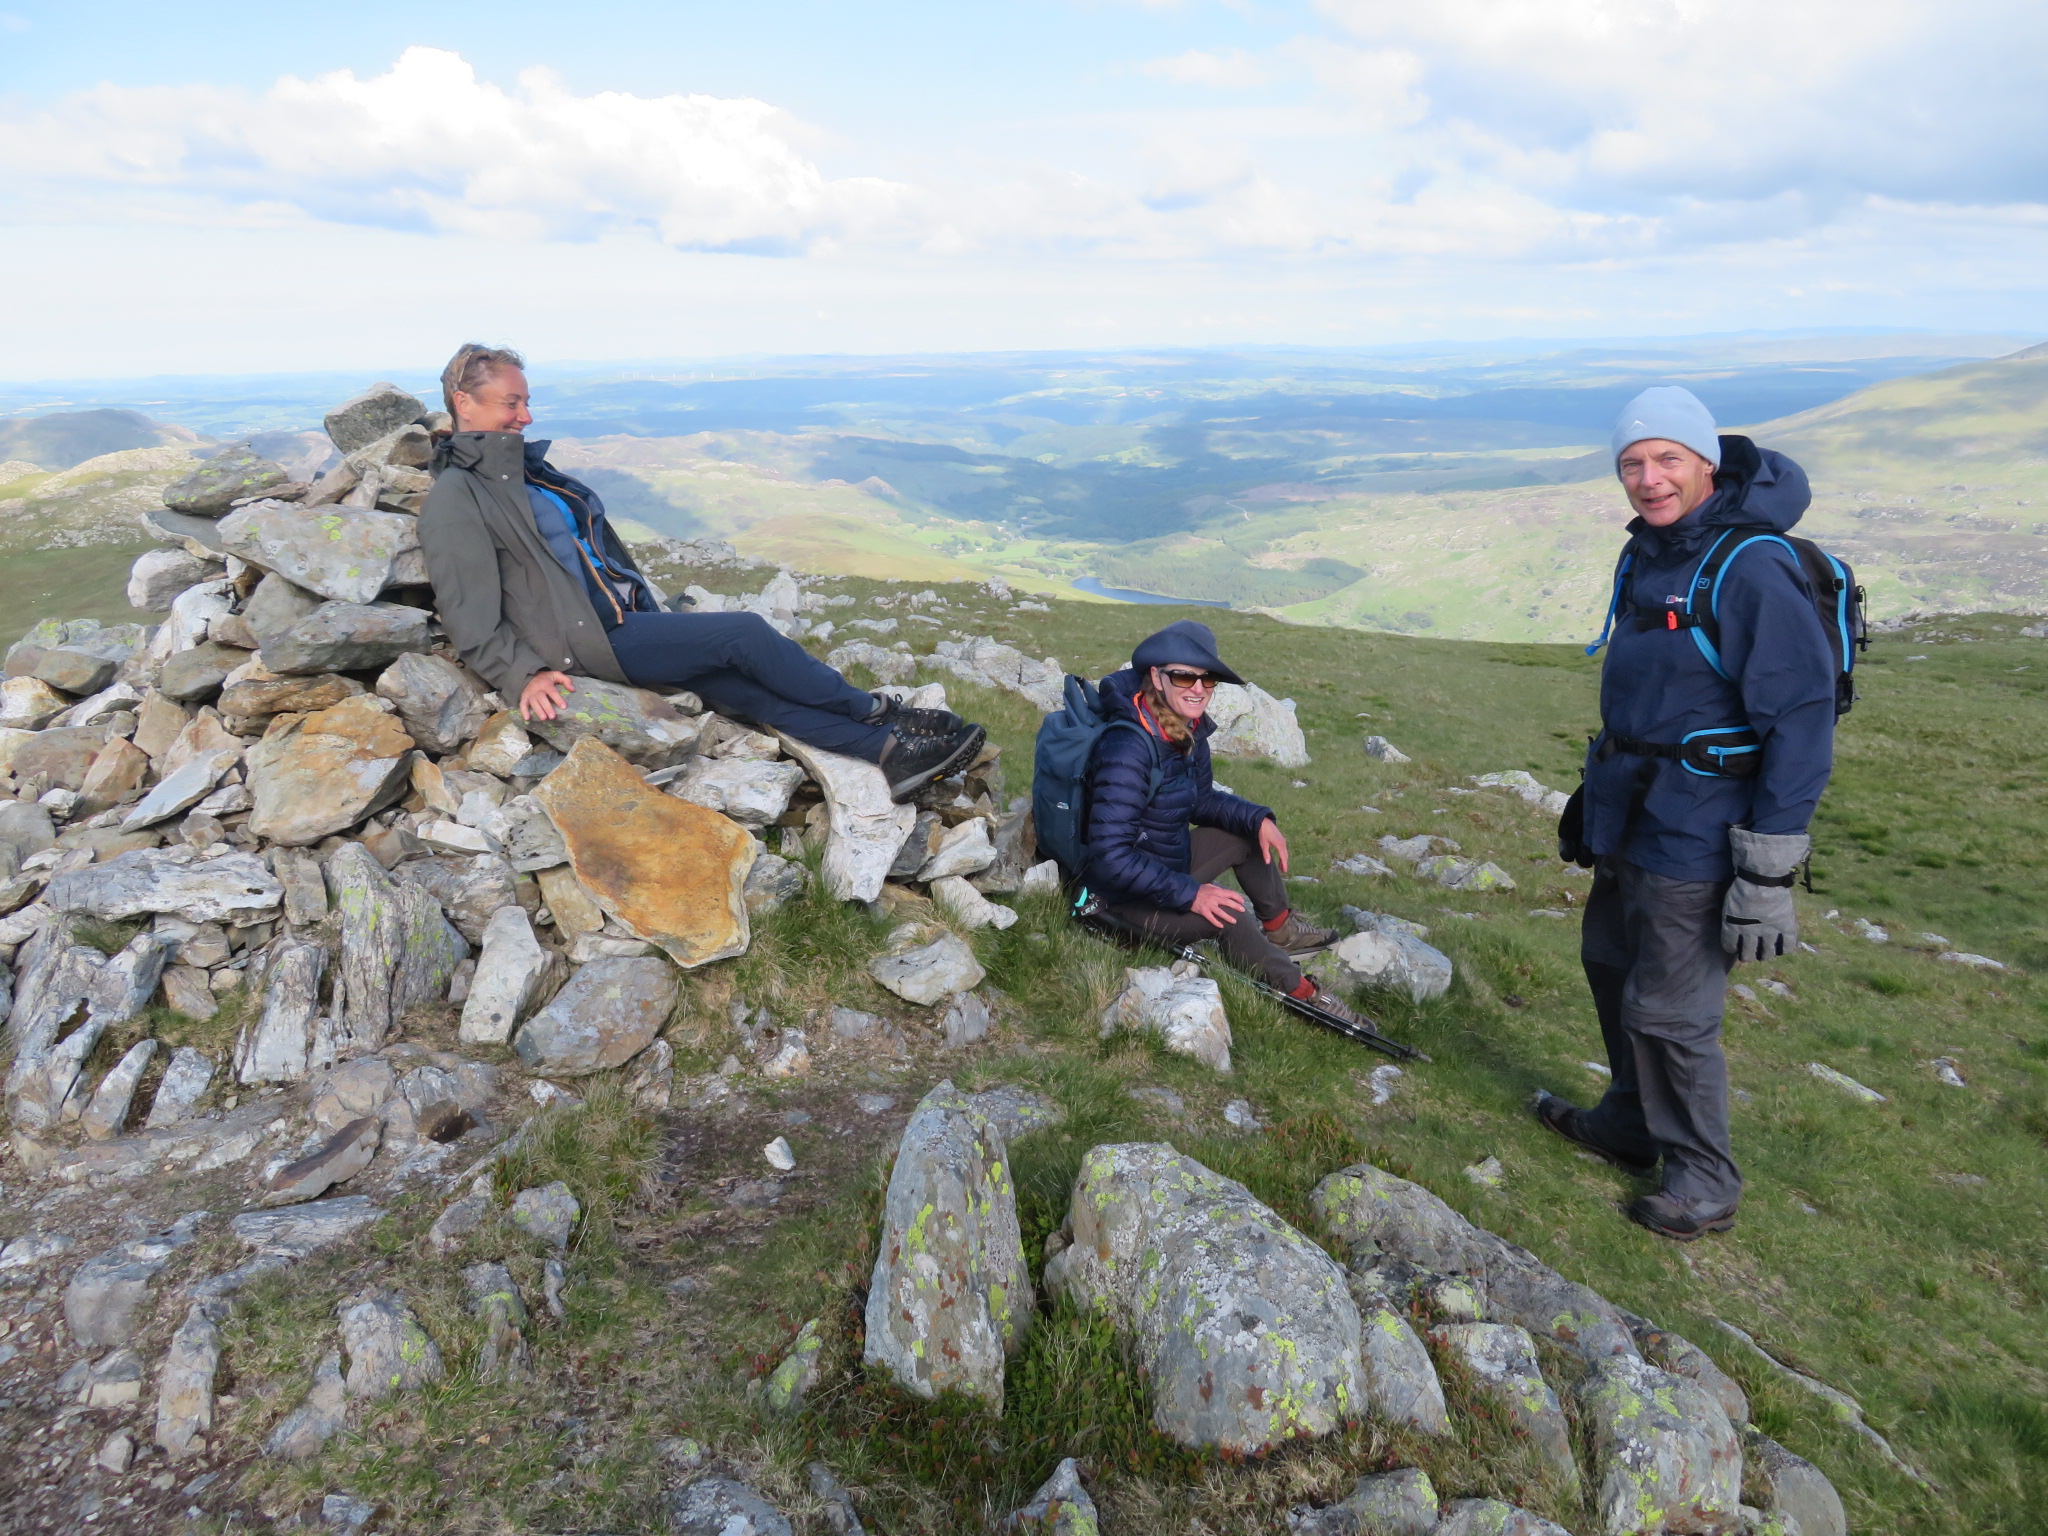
[1099, 963, 1233, 1072]
[1046, 1143, 1365, 1454]
[864, 1081, 1030, 1409]
[1575, 1354, 1741, 1535]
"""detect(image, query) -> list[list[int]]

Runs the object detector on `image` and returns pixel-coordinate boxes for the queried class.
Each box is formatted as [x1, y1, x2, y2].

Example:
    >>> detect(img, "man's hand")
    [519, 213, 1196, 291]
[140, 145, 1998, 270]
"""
[1257, 817, 1289, 874]
[519, 670, 577, 723]
[1721, 828, 1809, 962]
[1189, 882, 1247, 929]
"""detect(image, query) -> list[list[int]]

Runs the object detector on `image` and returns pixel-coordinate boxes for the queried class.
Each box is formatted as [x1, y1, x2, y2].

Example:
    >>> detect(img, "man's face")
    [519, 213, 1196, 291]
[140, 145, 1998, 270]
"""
[453, 367, 534, 434]
[1618, 438, 1716, 527]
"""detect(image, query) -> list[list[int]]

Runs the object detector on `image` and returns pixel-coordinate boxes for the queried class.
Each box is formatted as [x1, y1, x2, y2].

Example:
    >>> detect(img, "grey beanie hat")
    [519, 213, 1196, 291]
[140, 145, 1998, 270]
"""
[1611, 386, 1721, 472]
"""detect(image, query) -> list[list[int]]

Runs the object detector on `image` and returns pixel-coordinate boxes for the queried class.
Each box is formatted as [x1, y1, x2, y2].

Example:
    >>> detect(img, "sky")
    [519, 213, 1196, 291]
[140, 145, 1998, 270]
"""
[1, 0, 2044, 378]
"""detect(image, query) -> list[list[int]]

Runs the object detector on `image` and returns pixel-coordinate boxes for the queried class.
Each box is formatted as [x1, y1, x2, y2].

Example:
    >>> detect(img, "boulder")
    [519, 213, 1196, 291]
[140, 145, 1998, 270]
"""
[1289, 1467, 1440, 1536]
[164, 444, 291, 515]
[1473, 770, 1572, 817]
[474, 794, 566, 872]
[1006, 1459, 1097, 1535]
[374, 651, 490, 755]
[128, 548, 224, 612]
[776, 734, 916, 902]
[863, 1080, 1031, 1409]
[234, 939, 328, 1084]
[14, 723, 118, 790]
[1045, 1143, 1365, 1454]
[1309, 926, 1454, 1005]
[156, 639, 246, 701]
[928, 638, 1066, 712]
[918, 817, 997, 881]
[929, 875, 1017, 932]
[325, 382, 427, 454]
[232, 1195, 385, 1258]
[525, 677, 699, 767]
[0, 675, 69, 729]
[533, 737, 754, 967]
[665, 1478, 794, 1536]
[242, 571, 325, 649]
[1364, 736, 1411, 763]
[74, 736, 149, 816]
[868, 931, 985, 1005]
[1429, 1323, 1576, 1484]
[460, 905, 561, 1044]
[1414, 856, 1517, 893]
[1575, 1353, 1741, 1536]
[972, 807, 1037, 894]
[0, 798, 56, 858]
[263, 601, 431, 675]
[394, 852, 519, 945]
[1743, 1430, 1846, 1536]
[153, 1304, 221, 1460]
[667, 755, 805, 828]
[1100, 964, 1232, 1072]
[1628, 1319, 1749, 1427]
[144, 579, 234, 662]
[216, 501, 422, 604]
[245, 694, 416, 846]
[464, 710, 534, 776]
[1209, 681, 1311, 767]
[1353, 1291, 1451, 1435]
[1436, 1501, 1574, 1536]
[46, 845, 282, 923]
[81, 1039, 157, 1140]
[338, 1292, 443, 1400]
[144, 1047, 214, 1128]
[328, 841, 468, 1056]
[513, 955, 676, 1075]
[264, 1350, 346, 1460]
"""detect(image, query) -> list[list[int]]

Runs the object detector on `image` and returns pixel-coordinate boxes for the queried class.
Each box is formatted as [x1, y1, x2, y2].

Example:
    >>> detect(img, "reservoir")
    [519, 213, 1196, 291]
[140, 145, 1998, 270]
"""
[1071, 577, 1228, 608]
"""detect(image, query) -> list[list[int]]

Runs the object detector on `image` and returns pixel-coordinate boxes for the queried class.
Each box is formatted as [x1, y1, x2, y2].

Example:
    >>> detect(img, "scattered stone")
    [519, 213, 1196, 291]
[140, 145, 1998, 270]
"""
[855, 1093, 895, 1115]
[830, 1004, 885, 1040]
[1006, 1458, 1098, 1534]
[1938, 950, 2006, 971]
[1364, 735, 1411, 763]
[246, 695, 416, 845]
[464, 1261, 532, 1381]
[826, 640, 917, 684]
[1464, 1155, 1505, 1189]
[743, 849, 809, 914]
[82, 1347, 147, 1406]
[758, 1027, 812, 1078]
[930, 874, 1018, 931]
[1853, 918, 1889, 943]
[1288, 1467, 1439, 1536]
[263, 601, 432, 675]
[1576, 1352, 1741, 1536]
[0, 1231, 74, 1270]
[1805, 1062, 1887, 1103]
[144, 1047, 215, 1127]
[1016, 859, 1061, 896]
[265, 1351, 347, 1460]
[264, 1116, 382, 1205]
[534, 737, 754, 967]
[217, 501, 422, 605]
[513, 955, 676, 1075]
[918, 817, 997, 880]
[1435, 1501, 1573, 1536]
[665, 1477, 794, 1536]
[322, 1493, 379, 1532]
[864, 1080, 1031, 1408]
[869, 930, 985, 1005]
[339, 1292, 443, 1400]
[939, 989, 992, 1048]
[231, 1196, 386, 1259]
[1333, 853, 1395, 878]
[668, 755, 805, 828]
[1222, 1098, 1264, 1131]
[1208, 680, 1310, 766]
[509, 1181, 581, 1249]
[64, 1218, 203, 1349]
[328, 842, 467, 1055]
[777, 734, 917, 902]
[807, 1462, 867, 1536]
[426, 1193, 492, 1252]
[1100, 964, 1232, 1072]
[763, 1135, 797, 1171]
[1310, 925, 1453, 1005]
[459, 904, 560, 1044]
[154, 1304, 221, 1460]
[1046, 1143, 1364, 1453]
[763, 1317, 824, 1414]
[97, 1429, 137, 1474]
[968, 1085, 1065, 1142]
[1472, 770, 1572, 816]
[119, 748, 241, 832]
[1430, 1323, 1577, 1484]
[1930, 1056, 1968, 1087]
[1415, 855, 1518, 893]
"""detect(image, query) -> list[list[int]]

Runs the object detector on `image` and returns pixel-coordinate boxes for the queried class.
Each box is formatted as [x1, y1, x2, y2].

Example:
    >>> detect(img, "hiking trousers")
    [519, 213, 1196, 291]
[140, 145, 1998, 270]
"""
[1104, 826, 1302, 991]
[607, 610, 891, 762]
[1577, 856, 1742, 1208]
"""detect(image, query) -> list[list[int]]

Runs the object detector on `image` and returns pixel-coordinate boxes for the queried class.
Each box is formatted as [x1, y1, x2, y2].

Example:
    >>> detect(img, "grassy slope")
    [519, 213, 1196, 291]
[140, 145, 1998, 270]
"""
[178, 579, 2048, 1535]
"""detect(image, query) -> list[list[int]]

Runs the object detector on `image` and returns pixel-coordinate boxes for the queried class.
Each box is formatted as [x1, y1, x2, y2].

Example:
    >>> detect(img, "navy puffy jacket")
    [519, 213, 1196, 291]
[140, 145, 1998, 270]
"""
[1583, 436, 1837, 883]
[1083, 667, 1274, 909]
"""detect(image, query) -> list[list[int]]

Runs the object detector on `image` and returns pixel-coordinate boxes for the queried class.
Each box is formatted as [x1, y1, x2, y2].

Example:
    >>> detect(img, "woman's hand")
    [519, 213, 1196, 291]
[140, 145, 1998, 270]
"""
[1258, 817, 1290, 875]
[519, 670, 577, 722]
[1189, 882, 1247, 928]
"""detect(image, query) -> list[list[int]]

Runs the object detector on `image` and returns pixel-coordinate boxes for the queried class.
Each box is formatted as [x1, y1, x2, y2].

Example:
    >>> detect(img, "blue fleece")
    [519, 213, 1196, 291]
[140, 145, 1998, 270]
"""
[519, 439, 660, 622]
[1583, 437, 1837, 882]
[1083, 667, 1274, 910]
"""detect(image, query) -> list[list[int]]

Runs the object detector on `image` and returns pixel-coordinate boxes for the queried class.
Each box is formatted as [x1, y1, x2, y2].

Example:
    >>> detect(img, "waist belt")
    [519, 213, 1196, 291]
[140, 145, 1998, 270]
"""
[1598, 726, 1761, 779]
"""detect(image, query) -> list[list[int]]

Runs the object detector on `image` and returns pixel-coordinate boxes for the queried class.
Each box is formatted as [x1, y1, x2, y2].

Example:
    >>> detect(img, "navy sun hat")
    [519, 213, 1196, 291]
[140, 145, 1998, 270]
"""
[1131, 620, 1244, 687]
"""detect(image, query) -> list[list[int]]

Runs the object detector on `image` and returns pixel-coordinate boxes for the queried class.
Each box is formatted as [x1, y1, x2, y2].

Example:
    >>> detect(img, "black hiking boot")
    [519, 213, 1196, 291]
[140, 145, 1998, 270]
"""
[1265, 912, 1339, 956]
[868, 695, 964, 735]
[1531, 1090, 1659, 1177]
[881, 719, 987, 803]
[1626, 1191, 1738, 1242]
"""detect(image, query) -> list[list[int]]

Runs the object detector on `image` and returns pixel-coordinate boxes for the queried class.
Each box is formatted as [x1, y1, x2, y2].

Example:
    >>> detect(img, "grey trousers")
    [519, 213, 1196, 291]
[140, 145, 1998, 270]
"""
[1578, 856, 1742, 1207]
[1104, 827, 1303, 991]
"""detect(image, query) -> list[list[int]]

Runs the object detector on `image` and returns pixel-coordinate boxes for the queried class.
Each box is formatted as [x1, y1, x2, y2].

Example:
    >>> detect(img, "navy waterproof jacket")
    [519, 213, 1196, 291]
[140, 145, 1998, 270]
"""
[1583, 436, 1837, 883]
[1083, 667, 1274, 910]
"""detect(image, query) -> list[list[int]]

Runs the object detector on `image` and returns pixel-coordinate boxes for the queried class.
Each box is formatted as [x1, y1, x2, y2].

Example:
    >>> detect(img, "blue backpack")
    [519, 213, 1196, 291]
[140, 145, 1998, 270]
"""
[1031, 675, 1162, 883]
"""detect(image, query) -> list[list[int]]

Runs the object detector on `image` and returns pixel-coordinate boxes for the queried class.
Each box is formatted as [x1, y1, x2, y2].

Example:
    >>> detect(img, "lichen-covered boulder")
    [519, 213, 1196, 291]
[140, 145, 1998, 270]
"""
[216, 501, 422, 605]
[1289, 1467, 1439, 1536]
[1575, 1353, 1741, 1536]
[163, 445, 291, 516]
[1310, 921, 1454, 1005]
[325, 382, 426, 454]
[1436, 1500, 1576, 1536]
[1743, 1430, 1845, 1536]
[1352, 1288, 1450, 1434]
[1312, 1163, 1638, 1362]
[1429, 1323, 1576, 1485]
[1046, 1142, 1365, 1453]
[1007, 1458, 1098, 1534]
[665, 1477, 793, 1536]
[863, 1080, 1030, 1410]
[525, 676, 699, 766]
[1414, 856, 1518, 893]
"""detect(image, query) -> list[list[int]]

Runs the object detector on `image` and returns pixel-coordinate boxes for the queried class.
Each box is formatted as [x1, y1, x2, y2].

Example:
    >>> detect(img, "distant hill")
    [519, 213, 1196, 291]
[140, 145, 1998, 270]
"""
[0, 408, 199, 470]
[1759, 341, 2048, 469]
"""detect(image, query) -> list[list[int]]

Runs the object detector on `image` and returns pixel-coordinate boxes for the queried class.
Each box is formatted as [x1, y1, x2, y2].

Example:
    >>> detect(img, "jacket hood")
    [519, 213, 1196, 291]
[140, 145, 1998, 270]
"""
[1098, 666, 1214, 741]
[1635, 434, 1809, 546]
[431, 430, 531, 477]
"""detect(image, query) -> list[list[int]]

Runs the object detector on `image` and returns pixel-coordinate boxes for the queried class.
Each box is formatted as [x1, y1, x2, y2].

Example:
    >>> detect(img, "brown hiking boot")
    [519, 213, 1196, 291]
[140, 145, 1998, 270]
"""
[1303, 984, 1370, 1028]
[1265, 912, 1339, 956]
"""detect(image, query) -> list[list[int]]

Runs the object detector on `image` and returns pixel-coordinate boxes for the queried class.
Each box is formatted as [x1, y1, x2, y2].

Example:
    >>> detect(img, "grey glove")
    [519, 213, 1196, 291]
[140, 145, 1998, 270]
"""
[1722, 827, 1809, 961]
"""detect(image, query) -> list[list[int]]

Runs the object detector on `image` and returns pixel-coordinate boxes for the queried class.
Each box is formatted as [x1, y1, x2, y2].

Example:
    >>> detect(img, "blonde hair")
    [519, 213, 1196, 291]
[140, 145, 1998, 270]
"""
[1142, 683, 1194, 745]
[440, 342, 526, 419]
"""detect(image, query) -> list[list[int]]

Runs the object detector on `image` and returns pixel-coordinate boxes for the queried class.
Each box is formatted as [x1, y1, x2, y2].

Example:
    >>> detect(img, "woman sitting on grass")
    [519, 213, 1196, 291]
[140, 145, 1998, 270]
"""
[1086, 620, 1370, 1025]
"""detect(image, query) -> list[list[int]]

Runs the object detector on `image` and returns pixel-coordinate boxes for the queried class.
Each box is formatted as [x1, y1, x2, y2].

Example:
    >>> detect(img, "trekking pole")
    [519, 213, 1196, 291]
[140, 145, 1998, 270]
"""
[1073, 896, 1430, 1064]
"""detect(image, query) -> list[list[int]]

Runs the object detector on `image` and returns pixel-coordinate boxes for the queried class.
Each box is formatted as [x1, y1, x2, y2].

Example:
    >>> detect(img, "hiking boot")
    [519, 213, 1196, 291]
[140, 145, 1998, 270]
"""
[1265, 912, 1339, 956]
[1626, 1191, 1738, 1242]
[868, 695, 964, 735]
[1301, 985, 1370, 1029]
[1531, 1090, 1658, 1177]
[881, 720, 987, 803]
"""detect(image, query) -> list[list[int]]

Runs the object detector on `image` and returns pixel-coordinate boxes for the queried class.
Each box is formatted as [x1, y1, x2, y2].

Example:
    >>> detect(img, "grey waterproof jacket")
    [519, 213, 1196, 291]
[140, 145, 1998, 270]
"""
[419, 431, 632, 701]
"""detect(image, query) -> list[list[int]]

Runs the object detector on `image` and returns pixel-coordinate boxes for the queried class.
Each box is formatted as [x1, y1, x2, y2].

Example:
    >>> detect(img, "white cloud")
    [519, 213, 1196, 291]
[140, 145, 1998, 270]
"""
[0, 46, 913, 254]
[1139, 48, 1274, 88]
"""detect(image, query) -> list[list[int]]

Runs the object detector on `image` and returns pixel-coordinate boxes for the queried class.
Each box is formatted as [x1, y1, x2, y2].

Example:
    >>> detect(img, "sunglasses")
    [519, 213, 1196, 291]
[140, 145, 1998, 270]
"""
[1159, 668, 1217, 691]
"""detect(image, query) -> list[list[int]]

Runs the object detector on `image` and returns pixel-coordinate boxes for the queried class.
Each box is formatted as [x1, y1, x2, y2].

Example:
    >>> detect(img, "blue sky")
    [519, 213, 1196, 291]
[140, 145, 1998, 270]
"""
[1, 0, 2043, 376]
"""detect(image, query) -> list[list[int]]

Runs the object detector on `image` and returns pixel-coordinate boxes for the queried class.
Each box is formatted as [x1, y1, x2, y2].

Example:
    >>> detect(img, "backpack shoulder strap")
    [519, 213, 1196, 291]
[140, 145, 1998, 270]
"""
[1584, 542, 1637, 657]
[1686, 527, 1800, 679]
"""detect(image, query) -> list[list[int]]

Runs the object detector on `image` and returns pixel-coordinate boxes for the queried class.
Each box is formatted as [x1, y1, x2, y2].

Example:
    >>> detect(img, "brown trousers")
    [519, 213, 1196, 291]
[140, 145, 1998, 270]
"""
[1104, 826, 1302, 990]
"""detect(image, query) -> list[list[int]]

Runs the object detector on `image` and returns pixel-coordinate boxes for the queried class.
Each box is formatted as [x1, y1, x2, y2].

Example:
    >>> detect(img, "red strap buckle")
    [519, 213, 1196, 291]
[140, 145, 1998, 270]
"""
[1667, 610, 1679, 630]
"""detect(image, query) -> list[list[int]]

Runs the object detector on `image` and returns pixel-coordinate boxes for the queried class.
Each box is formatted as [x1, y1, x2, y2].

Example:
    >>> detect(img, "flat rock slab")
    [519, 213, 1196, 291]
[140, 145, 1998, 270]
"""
[1046, 1142, 1365, 1454]
[231, 1195, 386, 1258]
[265, 1350, 346, 1461]
[869, 932, 985, 1006]
[527, 677, 699, 766]
[777, 734, 915, 902]
[263, 601, 431, 675]
[164, 444, 290, 515]
[863, 1080, 1030, 1410]
[217, 501, 421, 605]
[45, 845, 281, 923]
[513, 955, 676, 1076]
[534, 737, 753, 968]
[245, 694, 415, 846]
[264, 1115, 381, 1205]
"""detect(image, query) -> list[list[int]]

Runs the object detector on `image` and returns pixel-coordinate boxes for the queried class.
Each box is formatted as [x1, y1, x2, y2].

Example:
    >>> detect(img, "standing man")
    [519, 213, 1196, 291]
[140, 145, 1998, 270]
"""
[419, 343, 985, 802]
[1540, 386, 1837, 1241]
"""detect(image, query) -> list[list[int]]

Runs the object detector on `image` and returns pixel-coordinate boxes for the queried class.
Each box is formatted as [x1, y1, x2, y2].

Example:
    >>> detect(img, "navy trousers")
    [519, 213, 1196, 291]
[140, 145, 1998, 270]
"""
[1578, 856, 1742, 1208]
[607, 611, 890, 761]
